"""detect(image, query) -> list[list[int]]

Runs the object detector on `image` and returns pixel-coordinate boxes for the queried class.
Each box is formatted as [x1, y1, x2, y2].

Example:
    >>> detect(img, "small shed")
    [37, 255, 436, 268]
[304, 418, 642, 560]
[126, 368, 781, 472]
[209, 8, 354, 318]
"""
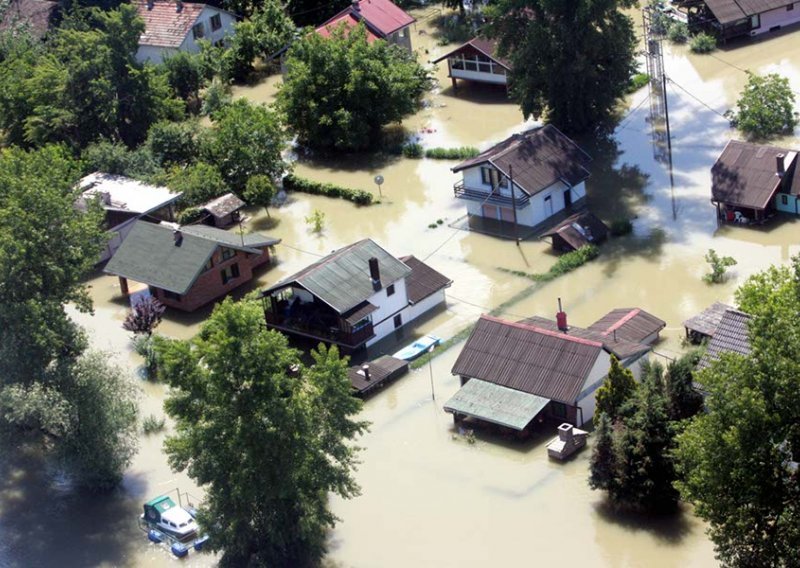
[682, 301, 734, 344]
[201, 193, 246, 228]
[697, 308, 752, 370]
[348, 355, 409, 397]
[540, 211, 609, 252]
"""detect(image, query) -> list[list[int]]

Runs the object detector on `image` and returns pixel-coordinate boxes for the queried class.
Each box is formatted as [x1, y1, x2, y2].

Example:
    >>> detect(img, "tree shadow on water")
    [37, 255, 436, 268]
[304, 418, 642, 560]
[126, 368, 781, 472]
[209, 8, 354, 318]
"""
[592, 498, 696, 545]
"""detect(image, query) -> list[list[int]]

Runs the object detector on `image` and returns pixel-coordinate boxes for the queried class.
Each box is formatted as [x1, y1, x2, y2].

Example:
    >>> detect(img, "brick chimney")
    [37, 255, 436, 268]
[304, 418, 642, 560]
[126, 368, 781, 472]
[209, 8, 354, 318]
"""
[558, 423, 574, 443]
[173, 229, 183, 246]
[556, 297, 568, 332]
[777, 153, 786, 177]
[368, 257, 381, 291]
[362, 364, 371, 381]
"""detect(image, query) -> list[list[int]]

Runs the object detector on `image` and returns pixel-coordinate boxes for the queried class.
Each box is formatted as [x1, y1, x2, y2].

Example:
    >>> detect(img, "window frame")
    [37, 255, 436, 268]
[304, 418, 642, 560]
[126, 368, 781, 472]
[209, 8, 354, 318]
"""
[210, 13, 222, 31]
[387, 284, 395, 297]
[393, 314, 403, 329]
[192, 22, 205, 40]
[221, 263, 240, 285]
[221, 247, 236, 261]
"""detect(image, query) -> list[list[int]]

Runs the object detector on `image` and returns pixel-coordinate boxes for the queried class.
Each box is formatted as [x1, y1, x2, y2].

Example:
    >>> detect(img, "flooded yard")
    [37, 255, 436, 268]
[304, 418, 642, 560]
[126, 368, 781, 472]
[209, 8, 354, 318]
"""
[4, 7, 800, 567]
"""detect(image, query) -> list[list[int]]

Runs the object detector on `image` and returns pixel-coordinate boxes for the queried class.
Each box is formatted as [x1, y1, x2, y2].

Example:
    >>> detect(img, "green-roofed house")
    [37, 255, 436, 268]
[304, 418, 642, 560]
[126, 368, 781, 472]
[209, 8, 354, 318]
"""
[261, 238, 452, 351]
[105, 221, 280, 312]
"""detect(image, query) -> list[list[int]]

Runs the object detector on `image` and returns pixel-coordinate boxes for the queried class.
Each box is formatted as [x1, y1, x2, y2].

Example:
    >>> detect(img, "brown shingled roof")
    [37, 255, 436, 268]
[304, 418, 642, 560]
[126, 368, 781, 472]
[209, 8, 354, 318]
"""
[451, 315, 604, 404]
[683, 301, 734, 338]
[540, 211, 608, 251]
[704, 0, 796, 24]
[452, 125, 591, 196]
[398, 255, 452, 304]
[136, 0, 207, 48]
[587, 308, 666, 344]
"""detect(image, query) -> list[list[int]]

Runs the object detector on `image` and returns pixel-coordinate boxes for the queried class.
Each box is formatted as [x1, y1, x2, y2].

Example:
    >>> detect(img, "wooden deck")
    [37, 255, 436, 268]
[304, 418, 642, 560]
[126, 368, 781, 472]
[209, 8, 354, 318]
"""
[348, 355, 409, 397]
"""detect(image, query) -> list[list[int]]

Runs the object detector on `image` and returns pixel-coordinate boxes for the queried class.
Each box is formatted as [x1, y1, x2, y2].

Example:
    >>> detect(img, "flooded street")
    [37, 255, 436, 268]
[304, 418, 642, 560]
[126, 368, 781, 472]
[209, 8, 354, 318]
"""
[4, 6, 800, 566]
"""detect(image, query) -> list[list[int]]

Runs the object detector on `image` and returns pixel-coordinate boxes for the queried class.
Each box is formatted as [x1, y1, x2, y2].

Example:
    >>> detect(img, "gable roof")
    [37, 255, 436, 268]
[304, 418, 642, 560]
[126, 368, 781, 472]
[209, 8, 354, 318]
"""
[431, 37, 511, 69]
[540, 211, 609, 250]
[201, 192, 246, 219]
[398, 255, 452, 304]
[703, 0, 795, 24]
[0, 0, 57, 38]
[315, 12, 381, 42]
[104, 221, 279, 294]
[698, 308, 752, 369]
[586, 308, 666, 344]
[451, 315, 604, 403]
[452, 125, 592, 196]
[318, 0, 414, 39]
[135, 0, 210, 48]
[711, 140, 799, 210]
[262, 239, 412, 314]
[683, 301, 734, 338]
[76, 172, 181, 217]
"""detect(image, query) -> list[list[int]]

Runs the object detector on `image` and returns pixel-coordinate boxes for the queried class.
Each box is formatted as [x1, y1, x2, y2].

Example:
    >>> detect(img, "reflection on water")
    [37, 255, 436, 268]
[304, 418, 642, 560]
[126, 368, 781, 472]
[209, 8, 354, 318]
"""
[5, 7, 800, 566]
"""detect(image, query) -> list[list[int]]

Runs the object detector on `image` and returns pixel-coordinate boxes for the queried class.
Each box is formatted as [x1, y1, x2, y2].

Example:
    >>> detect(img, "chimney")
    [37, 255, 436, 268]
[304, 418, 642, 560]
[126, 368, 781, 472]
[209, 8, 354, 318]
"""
[362, 364, 370, 381]
[173, 229, 183, 246]
[352, 0, 360, 11]
[368, 257, 381, 291]
[146, 0, 154, 9]
[176, 0, 183, 12]
[777, 153, 786, 177]
[556, 297, 568, 332]
[558, 423, 574, 443]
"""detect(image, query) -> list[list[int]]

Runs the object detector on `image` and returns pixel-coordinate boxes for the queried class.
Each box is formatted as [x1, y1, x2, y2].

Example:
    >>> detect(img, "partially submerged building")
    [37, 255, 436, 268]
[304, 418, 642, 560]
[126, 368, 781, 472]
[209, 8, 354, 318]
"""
[444, 307, 665, 432]
[694, 0, 800, 40]
[316, 0, 415, 51]
[432, 37, 511, 92]
[711, 140, 800, 224]
[540, 211, 609, 252]
[199, 192, 247, 228]
[696, 307, 752, 369]
[683, 301, 734, 343]
[261, 239, 451, 351]
[104, 221, 280, 312]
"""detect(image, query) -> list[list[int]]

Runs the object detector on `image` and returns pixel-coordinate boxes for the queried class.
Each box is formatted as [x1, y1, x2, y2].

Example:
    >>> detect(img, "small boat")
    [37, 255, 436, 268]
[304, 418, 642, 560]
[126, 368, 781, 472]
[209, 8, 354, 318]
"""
[392, 335, 441, 361]
[139, 491, 210, 557]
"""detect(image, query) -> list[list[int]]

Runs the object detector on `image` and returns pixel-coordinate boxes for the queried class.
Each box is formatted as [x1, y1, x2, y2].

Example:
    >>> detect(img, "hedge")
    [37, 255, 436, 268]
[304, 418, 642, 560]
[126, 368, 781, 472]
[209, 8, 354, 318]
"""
[425, 146, 480, 160]
[283, 174, 374, 205]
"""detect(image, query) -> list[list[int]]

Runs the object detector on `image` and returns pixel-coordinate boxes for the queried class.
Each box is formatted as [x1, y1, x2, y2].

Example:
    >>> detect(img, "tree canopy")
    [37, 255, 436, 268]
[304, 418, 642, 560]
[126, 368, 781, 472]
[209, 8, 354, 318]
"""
[675, 258, 800, 566]
[486, 0, 637, 133]
[727, 72, 798, 140]
[278, 24, 429, 152]
[594, 355, 635, 424]
[158, 298, 368, 566]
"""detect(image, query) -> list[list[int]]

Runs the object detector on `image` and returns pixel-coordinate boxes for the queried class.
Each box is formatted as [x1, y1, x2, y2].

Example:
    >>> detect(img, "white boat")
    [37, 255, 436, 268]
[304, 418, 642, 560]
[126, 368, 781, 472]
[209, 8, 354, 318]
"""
[142, 494, 198, 540]
[392, 335, 441, 361]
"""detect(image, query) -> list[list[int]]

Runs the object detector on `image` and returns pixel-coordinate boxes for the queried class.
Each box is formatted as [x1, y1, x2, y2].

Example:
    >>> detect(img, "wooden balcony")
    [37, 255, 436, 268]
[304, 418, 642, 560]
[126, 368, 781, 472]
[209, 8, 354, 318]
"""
[264, 310, 375, 349]
[453, 180, 530, 207]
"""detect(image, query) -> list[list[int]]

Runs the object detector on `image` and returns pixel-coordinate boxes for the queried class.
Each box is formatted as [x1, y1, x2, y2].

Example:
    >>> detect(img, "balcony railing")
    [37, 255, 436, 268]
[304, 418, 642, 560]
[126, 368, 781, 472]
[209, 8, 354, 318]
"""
[453, 180, 530, 207]
[264, 311, 375, 348]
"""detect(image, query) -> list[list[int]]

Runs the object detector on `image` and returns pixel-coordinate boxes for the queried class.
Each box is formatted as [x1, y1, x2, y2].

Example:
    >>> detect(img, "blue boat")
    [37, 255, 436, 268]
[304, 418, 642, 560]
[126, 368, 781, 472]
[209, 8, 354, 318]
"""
[392, 335, 441, 361]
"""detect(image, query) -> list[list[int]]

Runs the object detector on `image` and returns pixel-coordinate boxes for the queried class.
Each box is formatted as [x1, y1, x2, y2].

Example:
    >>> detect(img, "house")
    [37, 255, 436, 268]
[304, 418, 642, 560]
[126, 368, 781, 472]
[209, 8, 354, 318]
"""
[261, 239, 452, 351]
[451, 125, 592, 235]
[540, 211, 609, 252]
[695, 0, 800, 40]
[134, 0, 236, 64]
[444, 307, 664, 432]
[200, 192, 246, 228]
[710, 140, 800, 224]
[316, 0, 416, 51]
[697, 308, 752, 369]
[104, 221, 280, 312]
[76, 172, 182, 263]
[431, 37, 511, 92]
[683, 301, 734, 343]
[0, 0, 58, 39]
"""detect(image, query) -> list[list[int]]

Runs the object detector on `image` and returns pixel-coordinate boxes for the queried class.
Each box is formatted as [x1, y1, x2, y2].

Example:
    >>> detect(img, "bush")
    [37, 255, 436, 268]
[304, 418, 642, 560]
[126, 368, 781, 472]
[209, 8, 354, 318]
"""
[146, 120, 199, 166]
[625, 73, 650, 94]
[703, 248, 736, 284]
[402, 143, 424, 158]
[283, 174, 374, 205]
[142, 413, 166, 434]
[690, 33, 717, 54]
[610, 218, 633, 236]
[82, 140, 162, 179]
[166, 162, 228, 207]
[425, 146, 480, 159]
[177, 206, 204, 225]
[667, 21, 689, 44]
[500, 244, 600, 283]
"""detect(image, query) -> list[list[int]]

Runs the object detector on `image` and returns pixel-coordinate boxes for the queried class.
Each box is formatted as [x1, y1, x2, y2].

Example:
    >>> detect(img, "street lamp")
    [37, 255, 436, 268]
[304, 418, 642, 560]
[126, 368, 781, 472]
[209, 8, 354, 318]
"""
[374, 174, 384, 197]
[428, 344, 435, 401]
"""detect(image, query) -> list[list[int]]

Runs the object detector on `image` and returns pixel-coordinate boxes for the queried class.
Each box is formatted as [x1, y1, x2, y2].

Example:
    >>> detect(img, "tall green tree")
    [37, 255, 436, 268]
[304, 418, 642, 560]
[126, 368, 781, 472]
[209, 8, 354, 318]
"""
[676, 258, 800, 566]
[663, 352, 704, 422]
[486, 0, 637, 133]
[158, 298, 368, 567]
[594, 355, 636, 424]
[727, 72, 798, 140]
[278, 24, 429, 152]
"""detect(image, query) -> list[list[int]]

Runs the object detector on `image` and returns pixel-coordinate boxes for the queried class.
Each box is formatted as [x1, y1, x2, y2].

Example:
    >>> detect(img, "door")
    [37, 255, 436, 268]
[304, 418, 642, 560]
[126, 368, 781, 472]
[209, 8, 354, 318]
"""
[482, 203, 499, 219]
[544, 195, 553, 217]
[563, 188, 572, 208]
[500, 206, 515, 222]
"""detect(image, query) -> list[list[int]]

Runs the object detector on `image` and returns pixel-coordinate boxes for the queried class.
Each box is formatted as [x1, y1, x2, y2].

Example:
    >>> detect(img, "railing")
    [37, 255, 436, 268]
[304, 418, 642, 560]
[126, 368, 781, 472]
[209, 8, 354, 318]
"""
[264, 311, 375, 348]
[453, 180, 530, 207]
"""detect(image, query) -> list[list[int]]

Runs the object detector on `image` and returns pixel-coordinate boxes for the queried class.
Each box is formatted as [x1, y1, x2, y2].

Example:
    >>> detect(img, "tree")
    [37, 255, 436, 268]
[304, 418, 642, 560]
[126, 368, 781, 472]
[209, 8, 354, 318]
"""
[594, 355, 636, 424]
[676, 257, 800, 566]
[163, 161, 228, 207]
[123, 297, 166, 336]
[243, 174, 276, 217]
[663, 352, 703, 422]
[278, 24, 429, 152]
[588, 412, 617, 492]
[203, 98, 288, 192]
[158, 298, 368, 566]
[162, 51, 206, 111]
[703, 248, 737, 284]
[145, 120, 200, 167]
[727, 72, 797, 140]
[82, 139, 163, 178]
[486, 0, 637, 134]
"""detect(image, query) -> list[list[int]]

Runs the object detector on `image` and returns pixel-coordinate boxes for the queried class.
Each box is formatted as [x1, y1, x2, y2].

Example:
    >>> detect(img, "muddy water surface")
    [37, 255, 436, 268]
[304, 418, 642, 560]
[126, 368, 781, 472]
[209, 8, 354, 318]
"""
[4, 9, 800, 567]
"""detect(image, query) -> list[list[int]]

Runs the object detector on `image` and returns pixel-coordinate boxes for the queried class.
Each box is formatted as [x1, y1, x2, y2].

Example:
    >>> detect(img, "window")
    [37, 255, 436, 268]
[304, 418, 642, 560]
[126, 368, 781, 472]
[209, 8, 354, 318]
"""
[221, 247, 236, 261]
[782, 194, 790, 205]
[788, 3, 795, 10]
[497, 174, 508, 189]
[387, 284, 395, 297]
[163, 290, 181, 301]
[192, 22, 205, 40]
[551, 402, 567, 418]
[393, 314, 403, 329]
[480, 167, 492, 185]
[204, 258, 213, 271]
[221, 263, 240, 285]
[210, 14, 222, 31]
[751, 14, 761, 29]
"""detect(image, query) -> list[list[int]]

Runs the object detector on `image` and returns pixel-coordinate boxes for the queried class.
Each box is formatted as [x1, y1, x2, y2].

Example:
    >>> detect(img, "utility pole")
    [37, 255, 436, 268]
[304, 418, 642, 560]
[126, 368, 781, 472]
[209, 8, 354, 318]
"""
[428, 345, 435, 401]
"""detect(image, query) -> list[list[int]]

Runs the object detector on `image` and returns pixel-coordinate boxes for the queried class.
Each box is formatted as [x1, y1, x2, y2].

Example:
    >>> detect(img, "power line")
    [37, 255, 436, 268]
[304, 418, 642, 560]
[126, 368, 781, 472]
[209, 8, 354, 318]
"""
[666, 77, 728, 118]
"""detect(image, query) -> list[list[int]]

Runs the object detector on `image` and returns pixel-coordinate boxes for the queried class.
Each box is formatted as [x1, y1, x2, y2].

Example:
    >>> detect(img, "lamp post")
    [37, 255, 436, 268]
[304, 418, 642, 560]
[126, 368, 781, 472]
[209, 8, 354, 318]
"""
[374, 174, 384, 197]
[428, 345, 435, 401]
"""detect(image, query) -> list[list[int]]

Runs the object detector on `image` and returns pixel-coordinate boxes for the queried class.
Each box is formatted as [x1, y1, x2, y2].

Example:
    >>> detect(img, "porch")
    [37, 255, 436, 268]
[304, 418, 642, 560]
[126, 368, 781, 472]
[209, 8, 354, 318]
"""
[453, 180, 530, 207]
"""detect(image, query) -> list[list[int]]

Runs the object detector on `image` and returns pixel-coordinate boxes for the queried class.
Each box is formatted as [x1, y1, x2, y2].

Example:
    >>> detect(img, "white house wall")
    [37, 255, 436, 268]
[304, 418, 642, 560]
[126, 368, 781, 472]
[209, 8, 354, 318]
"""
[574, 351, 613, 425]
[136, 6, 236, 64]
[451, 68, 508, 85]
[404, 290, 447, 323]
[136, 45, 179, 64]
[751, 4, 800, 35]
[386, 26, 412, 50]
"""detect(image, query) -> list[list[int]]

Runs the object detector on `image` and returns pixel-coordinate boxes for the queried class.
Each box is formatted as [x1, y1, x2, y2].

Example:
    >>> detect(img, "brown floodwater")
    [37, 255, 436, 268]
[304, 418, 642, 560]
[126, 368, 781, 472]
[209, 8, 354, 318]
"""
[4, 8, 800, 566]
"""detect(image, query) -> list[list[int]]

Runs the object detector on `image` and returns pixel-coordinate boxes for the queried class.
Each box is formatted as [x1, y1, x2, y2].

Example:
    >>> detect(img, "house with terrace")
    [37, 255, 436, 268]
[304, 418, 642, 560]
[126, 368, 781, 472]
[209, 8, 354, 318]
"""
[444, 307, 665, 433]
[134, 0, 236, 64]
[451, 125, 592, 237]
[690, 0, 800, 40]
[104, 221, 280, 312]
[316, 0, 415, 50]
[261, 239, 451, 352]
[711, 140, 800, 224]
[432, 37, 511, 93]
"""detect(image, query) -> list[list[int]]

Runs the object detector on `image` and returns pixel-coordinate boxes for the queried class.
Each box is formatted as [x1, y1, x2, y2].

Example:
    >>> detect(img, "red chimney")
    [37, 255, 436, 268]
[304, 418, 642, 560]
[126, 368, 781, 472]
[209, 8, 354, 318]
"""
[556, 297, 568, 332]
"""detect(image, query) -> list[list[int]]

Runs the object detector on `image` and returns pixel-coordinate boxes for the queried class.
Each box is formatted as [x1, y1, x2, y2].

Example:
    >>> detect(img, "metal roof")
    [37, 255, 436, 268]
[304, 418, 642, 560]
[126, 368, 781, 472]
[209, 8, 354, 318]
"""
[698, 309, 752, 369]
[586, 308, 666, 344]
[683, 301, 734, 338]
[540, 211, 609, 251]
[452, 125, 592, 196]
[317, 0, 415, 39]
[452, 315, 604, 404]
[444, 378, 550, 431]
[398, 255, 452, 304]
[104, 221, 278, 294]
[704, 0, 796, 23]
[315, 12, 381, 42]
[77, 172, 181, 218]
[262, 239, 412, 314]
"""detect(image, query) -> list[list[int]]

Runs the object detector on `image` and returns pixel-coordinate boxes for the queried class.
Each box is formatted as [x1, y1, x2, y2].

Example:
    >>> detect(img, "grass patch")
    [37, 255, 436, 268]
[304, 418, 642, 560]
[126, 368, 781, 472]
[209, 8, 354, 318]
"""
[499, 245, 600, 283]
[283, 174, 374, 205]
[425, 147, 480, 160]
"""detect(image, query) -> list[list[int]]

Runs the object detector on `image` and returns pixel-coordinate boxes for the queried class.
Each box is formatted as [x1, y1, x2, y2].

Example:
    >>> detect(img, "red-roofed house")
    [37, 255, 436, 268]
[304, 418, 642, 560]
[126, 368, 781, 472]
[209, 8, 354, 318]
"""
[135, 0, 236, 64]
[432, 37, 511, 92]
[316, 0, 416, 50]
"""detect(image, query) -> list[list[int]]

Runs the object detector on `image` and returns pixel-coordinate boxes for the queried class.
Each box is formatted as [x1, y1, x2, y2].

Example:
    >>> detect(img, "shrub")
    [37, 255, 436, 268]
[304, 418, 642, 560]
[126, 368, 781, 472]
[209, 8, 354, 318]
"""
[425, 146, 480, 159]
[690, 33, 717, 54]
[500, 244, 600, 283]
[177, 207, 204, 225]
[703, 249, 736, 284]
[402, 143, 424, 158]
[727, 72, 798, 140]
[283, 174, 374, 205]
[305, 209, 325, 233]
[146, 120, 199, 166]
[667, 21, 690, 44]
[142, 413, 166, 434]
[610, 218, 633, 236]
[123, 297, 166, 335]
[625, 73, 650, 94]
